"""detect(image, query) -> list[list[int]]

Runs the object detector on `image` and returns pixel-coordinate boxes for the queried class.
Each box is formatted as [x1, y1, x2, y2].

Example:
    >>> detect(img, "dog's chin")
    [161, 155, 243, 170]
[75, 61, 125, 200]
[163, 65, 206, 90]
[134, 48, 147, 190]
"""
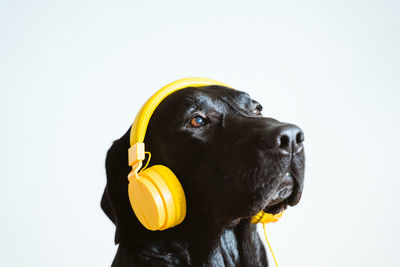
[263, 172, 298, 215]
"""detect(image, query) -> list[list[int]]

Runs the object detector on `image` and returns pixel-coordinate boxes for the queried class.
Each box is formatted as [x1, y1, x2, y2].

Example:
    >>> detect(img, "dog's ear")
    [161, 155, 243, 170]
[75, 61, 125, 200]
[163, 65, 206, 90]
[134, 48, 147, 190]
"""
[101, 128, 133, 244]
[101, 187, 116, 224]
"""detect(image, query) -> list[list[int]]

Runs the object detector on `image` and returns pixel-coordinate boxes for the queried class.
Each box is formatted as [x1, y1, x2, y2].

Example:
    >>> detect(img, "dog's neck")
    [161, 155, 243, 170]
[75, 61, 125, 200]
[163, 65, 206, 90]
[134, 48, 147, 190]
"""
[113, 220, 268, 267]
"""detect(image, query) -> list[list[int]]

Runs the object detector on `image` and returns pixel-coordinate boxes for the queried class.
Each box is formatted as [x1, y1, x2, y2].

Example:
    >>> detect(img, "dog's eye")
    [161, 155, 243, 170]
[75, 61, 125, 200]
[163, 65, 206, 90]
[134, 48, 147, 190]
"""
[190, 116, 206, 128]
[254, 105, 262, 116]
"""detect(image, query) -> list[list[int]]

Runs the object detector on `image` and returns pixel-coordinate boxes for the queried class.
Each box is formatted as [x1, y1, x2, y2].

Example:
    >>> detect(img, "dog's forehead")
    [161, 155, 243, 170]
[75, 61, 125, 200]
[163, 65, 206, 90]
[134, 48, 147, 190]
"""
[179, 85, 253, 110]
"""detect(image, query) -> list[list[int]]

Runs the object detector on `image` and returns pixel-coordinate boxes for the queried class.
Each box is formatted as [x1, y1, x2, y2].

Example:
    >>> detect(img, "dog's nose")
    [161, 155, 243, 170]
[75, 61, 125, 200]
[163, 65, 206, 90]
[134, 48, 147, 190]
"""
[270, 124, 304, 154]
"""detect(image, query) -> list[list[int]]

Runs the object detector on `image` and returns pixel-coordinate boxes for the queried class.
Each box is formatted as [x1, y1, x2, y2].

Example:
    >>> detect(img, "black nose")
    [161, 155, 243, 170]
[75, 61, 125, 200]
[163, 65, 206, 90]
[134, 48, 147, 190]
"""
[270, 124, 304, 154]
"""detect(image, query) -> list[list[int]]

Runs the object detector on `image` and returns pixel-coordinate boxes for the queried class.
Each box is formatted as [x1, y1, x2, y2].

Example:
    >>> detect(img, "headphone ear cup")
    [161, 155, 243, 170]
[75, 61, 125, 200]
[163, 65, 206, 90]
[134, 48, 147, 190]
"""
[144, 165, 186, 229]
[128, 172, 166, 230]
[128, 165, 186, 230]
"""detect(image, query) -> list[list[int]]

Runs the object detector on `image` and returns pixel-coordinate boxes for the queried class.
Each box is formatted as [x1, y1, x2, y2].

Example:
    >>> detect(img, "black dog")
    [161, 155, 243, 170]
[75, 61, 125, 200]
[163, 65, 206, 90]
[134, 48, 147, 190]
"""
[101, 85, 305, 266]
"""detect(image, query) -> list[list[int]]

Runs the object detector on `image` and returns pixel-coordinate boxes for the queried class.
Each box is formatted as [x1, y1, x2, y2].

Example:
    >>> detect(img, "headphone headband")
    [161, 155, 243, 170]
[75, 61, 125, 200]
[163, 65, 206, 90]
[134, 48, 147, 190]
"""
[129, 77, 231, 146]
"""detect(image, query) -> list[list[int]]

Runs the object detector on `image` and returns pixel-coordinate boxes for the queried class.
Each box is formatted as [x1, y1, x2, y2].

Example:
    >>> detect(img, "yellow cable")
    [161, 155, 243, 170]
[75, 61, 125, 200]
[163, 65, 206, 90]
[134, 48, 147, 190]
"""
[141, 152, 152, 171]
[263, 223, 278, 267]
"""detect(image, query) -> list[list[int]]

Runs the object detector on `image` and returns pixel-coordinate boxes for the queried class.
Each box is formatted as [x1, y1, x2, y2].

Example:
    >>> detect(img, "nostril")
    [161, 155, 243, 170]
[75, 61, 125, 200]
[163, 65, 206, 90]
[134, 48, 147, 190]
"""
[296, 132, 304, 144]
[267, 124, 304, 154]
[280, 135, 290, 149]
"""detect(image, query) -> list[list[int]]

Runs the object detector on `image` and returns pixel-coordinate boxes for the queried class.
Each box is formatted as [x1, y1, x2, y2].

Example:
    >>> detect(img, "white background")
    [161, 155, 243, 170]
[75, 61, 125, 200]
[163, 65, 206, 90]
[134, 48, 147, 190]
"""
[1, 0, 399, 266]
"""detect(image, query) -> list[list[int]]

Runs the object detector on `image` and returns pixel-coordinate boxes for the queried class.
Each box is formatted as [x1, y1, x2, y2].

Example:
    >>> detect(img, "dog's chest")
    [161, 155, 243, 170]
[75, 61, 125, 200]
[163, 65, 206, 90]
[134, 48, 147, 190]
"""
[204, 229, 240, 267]
[202, 225, 268, 267]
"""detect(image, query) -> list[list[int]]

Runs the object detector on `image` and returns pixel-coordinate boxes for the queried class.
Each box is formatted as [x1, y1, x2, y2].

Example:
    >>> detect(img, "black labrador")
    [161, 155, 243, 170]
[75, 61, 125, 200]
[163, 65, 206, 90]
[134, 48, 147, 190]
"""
[101, 85, 305, 267]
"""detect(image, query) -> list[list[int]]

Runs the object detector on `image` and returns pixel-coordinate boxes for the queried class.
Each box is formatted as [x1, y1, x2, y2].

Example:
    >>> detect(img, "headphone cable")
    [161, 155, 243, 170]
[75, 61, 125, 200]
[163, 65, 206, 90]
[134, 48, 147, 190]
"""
[263, 223, 278, 267]
[141, 152, 152, 171]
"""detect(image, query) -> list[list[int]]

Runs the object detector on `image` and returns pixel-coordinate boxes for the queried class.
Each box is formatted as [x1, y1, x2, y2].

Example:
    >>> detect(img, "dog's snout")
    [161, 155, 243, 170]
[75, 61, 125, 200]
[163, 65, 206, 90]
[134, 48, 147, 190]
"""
[270, 124, 304, 154]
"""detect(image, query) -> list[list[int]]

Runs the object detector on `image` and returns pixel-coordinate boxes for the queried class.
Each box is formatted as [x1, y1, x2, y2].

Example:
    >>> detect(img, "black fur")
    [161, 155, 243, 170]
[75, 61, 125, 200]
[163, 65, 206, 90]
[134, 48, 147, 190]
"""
[101, 85, 305, 266]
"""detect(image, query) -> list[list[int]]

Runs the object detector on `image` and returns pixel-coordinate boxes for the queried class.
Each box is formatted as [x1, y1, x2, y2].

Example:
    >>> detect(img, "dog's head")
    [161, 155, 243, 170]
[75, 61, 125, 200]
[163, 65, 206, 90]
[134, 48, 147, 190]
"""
[102, 85, 305, 240]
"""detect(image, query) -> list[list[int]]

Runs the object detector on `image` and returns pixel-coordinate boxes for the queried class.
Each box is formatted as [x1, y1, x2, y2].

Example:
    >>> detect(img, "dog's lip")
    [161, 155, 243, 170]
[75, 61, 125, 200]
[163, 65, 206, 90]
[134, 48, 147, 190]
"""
[263, 202, 288, 215]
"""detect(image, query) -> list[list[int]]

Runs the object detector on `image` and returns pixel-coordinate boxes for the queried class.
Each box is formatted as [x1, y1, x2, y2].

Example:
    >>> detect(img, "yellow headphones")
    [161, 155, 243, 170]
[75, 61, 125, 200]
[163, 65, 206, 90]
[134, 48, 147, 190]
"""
[127, 77, 283, 231]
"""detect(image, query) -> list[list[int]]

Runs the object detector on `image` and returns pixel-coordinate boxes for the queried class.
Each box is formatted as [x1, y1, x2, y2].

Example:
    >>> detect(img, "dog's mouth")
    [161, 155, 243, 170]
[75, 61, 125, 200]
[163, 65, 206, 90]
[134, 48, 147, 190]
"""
[262, 172, 297, 215]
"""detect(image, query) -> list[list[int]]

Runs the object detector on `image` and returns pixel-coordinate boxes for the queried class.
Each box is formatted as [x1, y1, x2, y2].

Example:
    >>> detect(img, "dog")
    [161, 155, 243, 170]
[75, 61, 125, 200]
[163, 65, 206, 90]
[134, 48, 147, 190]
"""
[101, 84, 305, 266]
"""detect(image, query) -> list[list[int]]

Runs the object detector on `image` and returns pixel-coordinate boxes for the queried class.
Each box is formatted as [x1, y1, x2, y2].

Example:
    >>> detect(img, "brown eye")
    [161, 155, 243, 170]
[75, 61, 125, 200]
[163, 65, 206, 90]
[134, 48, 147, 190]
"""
[190, 116, 206, 127]
[254, 105, 262, 115]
